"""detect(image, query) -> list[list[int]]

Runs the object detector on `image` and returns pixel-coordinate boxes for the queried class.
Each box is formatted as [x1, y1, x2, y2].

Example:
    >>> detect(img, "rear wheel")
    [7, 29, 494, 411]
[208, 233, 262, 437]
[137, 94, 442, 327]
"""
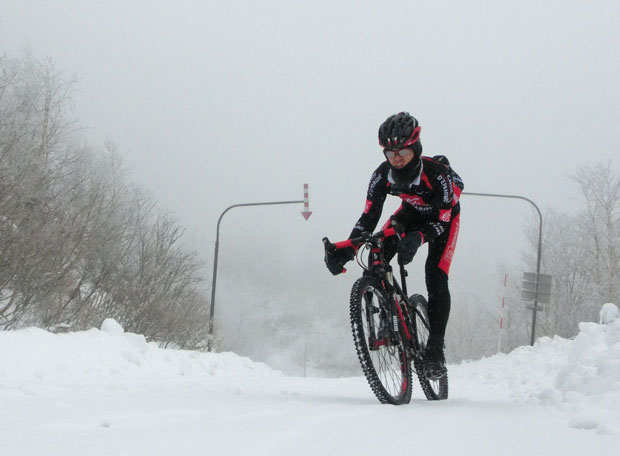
[350, 276, 412, 405]
[409, 294, 449, 400]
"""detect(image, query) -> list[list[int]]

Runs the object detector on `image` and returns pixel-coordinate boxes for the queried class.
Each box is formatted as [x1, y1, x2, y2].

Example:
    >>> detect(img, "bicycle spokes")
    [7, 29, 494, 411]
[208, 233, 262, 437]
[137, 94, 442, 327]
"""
[351, 276, 412, 404]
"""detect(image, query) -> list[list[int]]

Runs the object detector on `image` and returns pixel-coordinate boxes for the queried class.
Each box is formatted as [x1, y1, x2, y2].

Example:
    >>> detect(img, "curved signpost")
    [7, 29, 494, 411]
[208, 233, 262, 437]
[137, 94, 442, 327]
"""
[207, 185, 311, 351]
[462, 191, 543, 345]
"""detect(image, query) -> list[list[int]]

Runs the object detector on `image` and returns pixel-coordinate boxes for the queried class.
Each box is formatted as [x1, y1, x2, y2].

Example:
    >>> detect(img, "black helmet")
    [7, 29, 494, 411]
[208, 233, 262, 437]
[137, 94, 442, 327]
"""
[378, 112, 421, 151]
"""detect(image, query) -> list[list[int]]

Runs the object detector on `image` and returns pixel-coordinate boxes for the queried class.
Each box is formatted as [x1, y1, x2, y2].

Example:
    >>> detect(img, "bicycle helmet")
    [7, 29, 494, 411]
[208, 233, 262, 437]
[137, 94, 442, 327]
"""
[379, 112, 423, 185]
[378, 112, 421, 151]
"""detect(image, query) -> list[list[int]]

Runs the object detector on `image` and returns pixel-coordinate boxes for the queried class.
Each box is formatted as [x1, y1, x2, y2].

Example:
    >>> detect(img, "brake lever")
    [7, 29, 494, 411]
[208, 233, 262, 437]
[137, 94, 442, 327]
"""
[322, 237, 336, 254]
[390, 220, 406, 240]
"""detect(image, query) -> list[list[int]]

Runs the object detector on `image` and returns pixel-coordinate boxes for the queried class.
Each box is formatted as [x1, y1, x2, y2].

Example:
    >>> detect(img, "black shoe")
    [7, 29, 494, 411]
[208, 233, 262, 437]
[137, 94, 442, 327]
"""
[422, 346, 447, 380]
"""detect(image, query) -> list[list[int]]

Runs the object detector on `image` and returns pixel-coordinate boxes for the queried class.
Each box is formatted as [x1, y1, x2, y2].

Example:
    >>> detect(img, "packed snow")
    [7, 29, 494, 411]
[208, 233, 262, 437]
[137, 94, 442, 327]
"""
[1, 316, 619, 455]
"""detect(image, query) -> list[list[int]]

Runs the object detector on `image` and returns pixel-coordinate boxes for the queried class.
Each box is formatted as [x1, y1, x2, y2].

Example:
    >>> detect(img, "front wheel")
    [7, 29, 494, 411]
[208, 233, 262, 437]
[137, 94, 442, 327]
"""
[350, 276, 412, 405]
[409, 294, 449, 400]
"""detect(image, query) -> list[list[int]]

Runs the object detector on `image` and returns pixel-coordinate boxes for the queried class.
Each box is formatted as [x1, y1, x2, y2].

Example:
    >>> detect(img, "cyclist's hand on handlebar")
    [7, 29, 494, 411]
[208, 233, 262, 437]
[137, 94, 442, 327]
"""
[324, 246, 355, 275]
[397, 232, 423, 265]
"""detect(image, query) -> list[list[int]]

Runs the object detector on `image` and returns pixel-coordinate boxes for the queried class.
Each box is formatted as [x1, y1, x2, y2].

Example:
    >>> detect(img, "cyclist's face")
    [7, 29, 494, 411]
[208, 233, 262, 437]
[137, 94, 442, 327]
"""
[384, 147, 414, 169]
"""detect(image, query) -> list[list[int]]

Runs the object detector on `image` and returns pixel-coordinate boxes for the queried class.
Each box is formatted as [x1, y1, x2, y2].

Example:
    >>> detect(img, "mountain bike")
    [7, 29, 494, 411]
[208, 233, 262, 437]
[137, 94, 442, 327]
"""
[323, 226, 448, 405]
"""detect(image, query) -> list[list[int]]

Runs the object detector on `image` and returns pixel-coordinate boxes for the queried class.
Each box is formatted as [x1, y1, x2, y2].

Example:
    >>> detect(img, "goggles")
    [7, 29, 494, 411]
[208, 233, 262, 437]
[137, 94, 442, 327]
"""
[383, 148, 414, 160]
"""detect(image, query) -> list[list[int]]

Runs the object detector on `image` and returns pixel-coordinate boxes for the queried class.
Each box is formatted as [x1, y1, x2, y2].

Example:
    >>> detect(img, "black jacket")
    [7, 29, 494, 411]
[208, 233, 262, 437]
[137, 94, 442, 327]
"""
[350, 156, 464, 244]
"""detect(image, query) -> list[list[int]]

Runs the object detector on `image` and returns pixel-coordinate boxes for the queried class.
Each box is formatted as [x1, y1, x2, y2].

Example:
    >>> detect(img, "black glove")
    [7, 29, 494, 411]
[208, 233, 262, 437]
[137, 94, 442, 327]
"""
[397, 232, 423, 264]
[325, 247, 355, 275]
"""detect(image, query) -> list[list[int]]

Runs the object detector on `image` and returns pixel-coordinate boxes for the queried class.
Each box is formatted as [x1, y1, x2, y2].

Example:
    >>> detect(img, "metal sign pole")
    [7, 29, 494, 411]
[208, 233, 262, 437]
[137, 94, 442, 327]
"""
[207, 185, 311, 352]
[462, 192, 543, 345]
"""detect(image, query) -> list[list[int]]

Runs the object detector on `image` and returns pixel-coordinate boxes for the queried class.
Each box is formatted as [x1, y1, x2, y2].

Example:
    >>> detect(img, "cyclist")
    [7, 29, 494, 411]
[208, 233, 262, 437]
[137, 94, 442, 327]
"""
[325, 112, 463, 379]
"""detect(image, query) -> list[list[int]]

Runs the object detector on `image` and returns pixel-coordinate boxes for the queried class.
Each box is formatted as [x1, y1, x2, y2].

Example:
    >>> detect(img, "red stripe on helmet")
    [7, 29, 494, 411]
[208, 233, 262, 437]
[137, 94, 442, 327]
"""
[401, 126, 421, 148]
[379, 126, 421, 149]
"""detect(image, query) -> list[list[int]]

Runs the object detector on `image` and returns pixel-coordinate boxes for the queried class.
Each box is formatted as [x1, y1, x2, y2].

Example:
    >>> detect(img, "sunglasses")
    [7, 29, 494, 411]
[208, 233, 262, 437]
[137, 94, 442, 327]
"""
[383, 148, 414, 160]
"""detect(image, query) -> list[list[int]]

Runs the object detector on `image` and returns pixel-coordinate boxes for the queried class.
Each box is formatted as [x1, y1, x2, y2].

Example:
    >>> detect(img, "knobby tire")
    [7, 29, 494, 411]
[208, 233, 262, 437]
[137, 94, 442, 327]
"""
[350, 276, 412, 405]
[409, 294, 449, 400]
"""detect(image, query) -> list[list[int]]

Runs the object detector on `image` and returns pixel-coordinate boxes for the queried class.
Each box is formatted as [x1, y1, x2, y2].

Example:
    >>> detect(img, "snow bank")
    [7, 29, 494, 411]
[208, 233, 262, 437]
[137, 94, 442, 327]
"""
[0, 319, 280, 389]
[453, 318, 620, 434]
[544, 320, 620, 433]
[2, 317, 620, 435]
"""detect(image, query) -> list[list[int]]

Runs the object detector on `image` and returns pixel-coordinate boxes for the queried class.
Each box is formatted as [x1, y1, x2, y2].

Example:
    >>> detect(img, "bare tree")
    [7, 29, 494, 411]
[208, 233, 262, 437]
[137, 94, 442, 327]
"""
[520, 161, 620, 340]
[1, 53, 210, 348]
[0, 54, 77, 326]
[573, 162, 620, 306]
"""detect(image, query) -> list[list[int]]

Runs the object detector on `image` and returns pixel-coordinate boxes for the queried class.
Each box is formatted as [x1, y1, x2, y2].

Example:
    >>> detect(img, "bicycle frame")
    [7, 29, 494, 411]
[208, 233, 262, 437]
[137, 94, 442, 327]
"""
[323, 229, 427, 359]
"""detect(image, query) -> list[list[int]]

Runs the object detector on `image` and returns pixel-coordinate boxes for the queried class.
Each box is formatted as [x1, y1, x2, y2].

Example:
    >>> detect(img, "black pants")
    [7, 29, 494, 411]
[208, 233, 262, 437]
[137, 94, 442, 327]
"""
[383, 213, 459, 349]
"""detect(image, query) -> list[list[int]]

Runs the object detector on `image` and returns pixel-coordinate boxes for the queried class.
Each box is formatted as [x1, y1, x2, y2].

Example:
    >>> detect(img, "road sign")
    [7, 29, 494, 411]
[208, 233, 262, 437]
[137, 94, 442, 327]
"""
[526, 304, 545, 312]
[521, 272, 552, 304]
[523, 272, 552, 286]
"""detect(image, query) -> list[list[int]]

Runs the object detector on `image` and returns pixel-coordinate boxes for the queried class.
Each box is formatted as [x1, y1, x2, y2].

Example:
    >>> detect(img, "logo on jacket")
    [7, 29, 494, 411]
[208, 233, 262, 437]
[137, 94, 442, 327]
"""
[400, 194, 428, 207]
[437, 175, 451, 203]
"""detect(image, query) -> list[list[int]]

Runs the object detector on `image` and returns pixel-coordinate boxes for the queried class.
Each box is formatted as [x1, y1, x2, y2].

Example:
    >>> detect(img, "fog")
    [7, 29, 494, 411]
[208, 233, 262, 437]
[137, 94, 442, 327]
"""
[2, 1, 619, 367]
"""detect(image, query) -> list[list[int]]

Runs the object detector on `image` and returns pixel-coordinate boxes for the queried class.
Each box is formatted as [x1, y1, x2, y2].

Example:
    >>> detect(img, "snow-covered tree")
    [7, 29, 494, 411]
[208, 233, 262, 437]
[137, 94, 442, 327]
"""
[0, 53, 209, 348]
[522, 161, 620, 339]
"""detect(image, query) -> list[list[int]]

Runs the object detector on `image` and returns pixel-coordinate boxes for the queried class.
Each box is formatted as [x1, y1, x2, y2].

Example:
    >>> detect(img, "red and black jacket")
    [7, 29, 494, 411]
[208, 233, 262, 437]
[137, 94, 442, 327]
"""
[350, 156, 464, 244]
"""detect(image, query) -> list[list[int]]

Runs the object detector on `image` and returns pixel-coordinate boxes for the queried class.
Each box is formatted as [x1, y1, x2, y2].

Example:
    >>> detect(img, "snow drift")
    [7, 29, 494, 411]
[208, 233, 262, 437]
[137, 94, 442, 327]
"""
[0, 318, 278, 388]
[1, 317, 619, 455]
[452, 318, 620, 434]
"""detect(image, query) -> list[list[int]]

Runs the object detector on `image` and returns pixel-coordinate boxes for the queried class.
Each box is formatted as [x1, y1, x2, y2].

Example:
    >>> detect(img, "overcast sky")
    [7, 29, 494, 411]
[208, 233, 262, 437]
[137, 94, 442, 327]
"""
[2, 0, 619, 337]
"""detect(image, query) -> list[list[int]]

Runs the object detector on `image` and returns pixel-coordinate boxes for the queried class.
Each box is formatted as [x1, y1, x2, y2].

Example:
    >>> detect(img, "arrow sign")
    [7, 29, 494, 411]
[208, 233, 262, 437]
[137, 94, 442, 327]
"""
[301, 183, 312, 220]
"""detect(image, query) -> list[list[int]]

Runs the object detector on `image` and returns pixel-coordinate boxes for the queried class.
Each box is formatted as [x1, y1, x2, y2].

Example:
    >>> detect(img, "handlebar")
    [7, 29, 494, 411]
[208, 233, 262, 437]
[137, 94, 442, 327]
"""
[324, 222, 409, 276]
[322, 226, 401, 254]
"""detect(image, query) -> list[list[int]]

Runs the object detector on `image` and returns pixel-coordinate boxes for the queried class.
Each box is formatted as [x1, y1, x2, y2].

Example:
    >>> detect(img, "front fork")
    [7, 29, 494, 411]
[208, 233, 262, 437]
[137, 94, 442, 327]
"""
[382, 269, 418, 355]
[366, 265, 414, 351]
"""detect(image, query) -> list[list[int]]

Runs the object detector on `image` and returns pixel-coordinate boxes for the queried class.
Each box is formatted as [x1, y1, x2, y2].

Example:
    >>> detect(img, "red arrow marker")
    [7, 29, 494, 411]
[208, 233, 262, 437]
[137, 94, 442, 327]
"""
[301, 183, 312, 220]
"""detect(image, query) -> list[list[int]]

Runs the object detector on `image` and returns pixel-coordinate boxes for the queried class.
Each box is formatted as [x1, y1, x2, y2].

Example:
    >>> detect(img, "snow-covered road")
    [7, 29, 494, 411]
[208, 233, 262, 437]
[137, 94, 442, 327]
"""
[1, 319, 619, 455]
